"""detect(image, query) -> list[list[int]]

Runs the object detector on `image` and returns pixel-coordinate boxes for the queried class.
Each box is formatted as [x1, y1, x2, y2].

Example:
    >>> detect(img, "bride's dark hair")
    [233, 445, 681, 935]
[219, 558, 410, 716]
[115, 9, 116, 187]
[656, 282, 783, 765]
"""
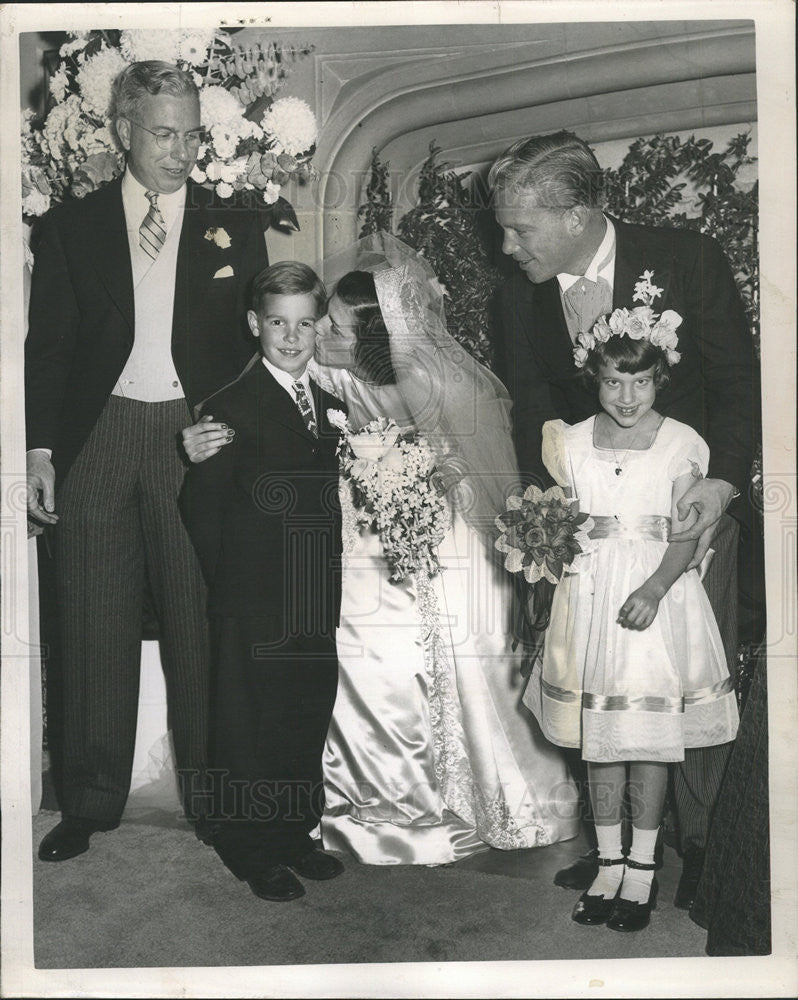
[335, 271, 397, 386]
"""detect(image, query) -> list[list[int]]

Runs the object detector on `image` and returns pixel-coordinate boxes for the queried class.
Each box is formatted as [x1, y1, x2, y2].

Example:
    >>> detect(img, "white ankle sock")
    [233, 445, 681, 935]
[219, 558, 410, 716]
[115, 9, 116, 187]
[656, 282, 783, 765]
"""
[622, 827, 658, 903]
[587, 823, 624, 898]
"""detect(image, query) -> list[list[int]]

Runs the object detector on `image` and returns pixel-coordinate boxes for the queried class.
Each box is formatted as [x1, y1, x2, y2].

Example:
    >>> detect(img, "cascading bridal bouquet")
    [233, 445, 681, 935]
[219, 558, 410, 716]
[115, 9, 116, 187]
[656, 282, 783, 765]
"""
[495, 484, 593, 659]
[328, 410, 452, 583]
[21, 28, 317, 230]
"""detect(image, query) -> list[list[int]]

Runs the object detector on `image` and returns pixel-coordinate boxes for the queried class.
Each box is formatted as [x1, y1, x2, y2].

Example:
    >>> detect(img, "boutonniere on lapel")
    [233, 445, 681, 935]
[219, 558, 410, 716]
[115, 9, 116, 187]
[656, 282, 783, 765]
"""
[573, 269, 682, 368]
[204, 227, 232, 250]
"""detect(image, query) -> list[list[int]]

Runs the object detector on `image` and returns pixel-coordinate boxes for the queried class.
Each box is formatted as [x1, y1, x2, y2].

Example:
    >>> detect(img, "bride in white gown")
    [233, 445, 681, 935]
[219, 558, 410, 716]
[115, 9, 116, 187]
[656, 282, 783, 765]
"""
[311, 235, 578, 864]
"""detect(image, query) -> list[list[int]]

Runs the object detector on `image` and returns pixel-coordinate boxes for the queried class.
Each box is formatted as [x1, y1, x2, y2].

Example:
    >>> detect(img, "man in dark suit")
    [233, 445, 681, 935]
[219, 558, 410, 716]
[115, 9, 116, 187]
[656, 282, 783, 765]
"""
[489, 130, 761, 909]
[25, 61, 267, 861]
[179, 262, 344, 901]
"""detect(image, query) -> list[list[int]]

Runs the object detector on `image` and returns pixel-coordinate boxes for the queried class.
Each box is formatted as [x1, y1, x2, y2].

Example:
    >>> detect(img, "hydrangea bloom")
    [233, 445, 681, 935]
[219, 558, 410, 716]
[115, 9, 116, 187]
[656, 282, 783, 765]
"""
[75, 46, 128, 118]
[261, 97, 317, 156]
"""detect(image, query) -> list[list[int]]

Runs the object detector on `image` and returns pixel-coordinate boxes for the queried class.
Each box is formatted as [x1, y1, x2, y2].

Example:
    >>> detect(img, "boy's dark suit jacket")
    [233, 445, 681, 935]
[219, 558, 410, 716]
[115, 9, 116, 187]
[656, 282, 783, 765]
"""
[498, 218, 761, 528]
[179, 361, 344, 634]
[25, 177, 266, 483]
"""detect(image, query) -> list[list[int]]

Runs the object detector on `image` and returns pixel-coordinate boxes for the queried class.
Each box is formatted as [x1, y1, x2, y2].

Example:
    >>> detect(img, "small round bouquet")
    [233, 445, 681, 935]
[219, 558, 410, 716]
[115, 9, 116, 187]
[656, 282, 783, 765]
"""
[328, 409, 452, 583]
[495, 484, 592, 652]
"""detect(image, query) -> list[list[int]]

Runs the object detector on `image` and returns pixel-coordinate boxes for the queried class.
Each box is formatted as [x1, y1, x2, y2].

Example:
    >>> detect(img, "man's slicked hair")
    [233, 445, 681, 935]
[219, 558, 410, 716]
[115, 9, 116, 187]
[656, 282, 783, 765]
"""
[488, 130, 605, 210]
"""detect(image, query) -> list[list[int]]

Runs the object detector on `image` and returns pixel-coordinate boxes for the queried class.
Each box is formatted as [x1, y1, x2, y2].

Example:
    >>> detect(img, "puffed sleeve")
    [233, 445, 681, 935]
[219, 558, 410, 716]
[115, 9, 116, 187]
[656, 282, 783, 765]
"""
[666, 423, 710, 481]
[541, 419, 571, 488]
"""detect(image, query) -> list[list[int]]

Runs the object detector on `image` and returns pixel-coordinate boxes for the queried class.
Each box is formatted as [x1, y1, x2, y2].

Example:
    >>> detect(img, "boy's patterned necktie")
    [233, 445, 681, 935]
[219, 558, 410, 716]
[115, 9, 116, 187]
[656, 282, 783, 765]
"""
[139, 190, 166, 261]
[292, 380, 318, 437]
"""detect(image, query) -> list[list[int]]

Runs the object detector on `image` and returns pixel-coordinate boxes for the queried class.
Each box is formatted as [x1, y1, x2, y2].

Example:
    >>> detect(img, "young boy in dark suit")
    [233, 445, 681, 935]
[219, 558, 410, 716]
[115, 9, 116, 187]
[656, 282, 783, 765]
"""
[180, 262, 344, 902]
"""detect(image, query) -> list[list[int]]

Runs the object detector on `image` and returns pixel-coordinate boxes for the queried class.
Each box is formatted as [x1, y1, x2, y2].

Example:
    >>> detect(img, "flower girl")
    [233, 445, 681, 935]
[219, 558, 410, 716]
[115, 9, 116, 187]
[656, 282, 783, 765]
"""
[524, 275, 739, 931]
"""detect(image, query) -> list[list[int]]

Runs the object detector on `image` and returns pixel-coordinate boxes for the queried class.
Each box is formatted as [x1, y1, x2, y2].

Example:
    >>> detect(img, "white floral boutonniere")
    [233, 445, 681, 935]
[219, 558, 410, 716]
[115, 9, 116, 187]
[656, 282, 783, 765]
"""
[204, 227, 231, 250]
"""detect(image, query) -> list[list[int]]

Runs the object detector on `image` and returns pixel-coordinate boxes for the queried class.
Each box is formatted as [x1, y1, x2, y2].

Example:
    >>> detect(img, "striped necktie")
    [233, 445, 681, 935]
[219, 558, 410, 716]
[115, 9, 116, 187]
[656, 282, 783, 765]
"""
[292, 380, 318, 437]
[139, 190, 166, 261]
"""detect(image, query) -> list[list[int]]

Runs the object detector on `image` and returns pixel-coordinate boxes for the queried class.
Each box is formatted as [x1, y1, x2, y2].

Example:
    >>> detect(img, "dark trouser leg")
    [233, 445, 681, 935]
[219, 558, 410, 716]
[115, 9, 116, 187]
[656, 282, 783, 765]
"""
[565, 749, 598, 849]
[209, 617, 339, 879]
[137, 399, 212, 822]
[674, 743, 733, 853]
[673, 514, 738, 852]
[55, 397, 146, 823]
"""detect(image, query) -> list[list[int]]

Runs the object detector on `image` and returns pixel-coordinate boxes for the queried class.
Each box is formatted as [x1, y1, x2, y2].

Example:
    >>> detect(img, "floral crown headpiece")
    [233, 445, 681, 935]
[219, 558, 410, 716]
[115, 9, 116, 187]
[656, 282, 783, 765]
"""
[573, 270, 682, 369]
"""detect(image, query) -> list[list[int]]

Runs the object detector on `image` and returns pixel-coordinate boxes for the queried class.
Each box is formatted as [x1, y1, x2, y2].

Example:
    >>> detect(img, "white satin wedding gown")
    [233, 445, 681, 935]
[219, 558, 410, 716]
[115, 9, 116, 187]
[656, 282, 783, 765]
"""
[316, 369, 580, 864]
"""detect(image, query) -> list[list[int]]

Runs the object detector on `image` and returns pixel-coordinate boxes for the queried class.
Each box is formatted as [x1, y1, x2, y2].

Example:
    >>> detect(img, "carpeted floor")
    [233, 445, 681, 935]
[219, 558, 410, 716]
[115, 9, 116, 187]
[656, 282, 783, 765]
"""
[32, 807, 708, 969]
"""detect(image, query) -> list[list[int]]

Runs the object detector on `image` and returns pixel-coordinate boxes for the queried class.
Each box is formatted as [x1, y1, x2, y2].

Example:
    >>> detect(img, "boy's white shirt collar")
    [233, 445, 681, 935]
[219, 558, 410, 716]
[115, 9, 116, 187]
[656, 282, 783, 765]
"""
[261, 356, 314, 402]
[121, 168, 186, 230]
[557, 215, 616, 291]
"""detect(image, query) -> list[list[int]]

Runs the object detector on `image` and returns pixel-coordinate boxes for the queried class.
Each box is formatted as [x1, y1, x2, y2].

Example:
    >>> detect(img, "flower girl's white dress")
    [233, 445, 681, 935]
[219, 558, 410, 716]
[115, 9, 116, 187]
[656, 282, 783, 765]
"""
[523, 417, 739, 763]
[316, 369, 580, 864]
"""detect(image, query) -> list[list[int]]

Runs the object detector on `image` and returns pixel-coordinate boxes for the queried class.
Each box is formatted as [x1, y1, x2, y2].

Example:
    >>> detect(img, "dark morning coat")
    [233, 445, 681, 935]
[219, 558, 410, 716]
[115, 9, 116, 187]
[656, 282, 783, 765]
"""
[25, 176, 267, 482]
[178, 361, 344, 636]
[498, 218, 761, 528]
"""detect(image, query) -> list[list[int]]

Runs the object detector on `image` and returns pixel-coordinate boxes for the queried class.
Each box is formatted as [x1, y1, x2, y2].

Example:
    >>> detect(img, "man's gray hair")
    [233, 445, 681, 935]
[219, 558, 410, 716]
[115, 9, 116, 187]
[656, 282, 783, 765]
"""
[111, 60, 199, 123]
[488, 130, 605, 209]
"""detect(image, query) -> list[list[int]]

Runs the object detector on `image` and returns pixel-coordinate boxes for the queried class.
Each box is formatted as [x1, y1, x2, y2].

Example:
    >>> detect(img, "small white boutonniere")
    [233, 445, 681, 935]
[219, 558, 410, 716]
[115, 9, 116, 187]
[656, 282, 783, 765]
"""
[204, 227, 231, 249]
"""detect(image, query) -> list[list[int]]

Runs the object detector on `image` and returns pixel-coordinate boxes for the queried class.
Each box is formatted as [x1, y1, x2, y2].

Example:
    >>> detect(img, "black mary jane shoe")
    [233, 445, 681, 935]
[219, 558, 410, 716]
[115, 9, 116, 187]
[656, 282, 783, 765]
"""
[571, 856, 625, 925]
[607, 860, 658, 932]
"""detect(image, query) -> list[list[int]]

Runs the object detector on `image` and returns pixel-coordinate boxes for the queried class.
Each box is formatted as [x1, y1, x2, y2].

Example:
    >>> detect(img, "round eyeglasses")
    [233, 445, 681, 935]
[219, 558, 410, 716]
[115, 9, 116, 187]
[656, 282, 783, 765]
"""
[129, 120, 207, 150]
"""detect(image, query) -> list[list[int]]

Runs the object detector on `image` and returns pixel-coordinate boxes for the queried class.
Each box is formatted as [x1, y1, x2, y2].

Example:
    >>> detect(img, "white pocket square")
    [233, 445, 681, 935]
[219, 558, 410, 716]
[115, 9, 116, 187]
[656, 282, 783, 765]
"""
[213, 265, 234, 279]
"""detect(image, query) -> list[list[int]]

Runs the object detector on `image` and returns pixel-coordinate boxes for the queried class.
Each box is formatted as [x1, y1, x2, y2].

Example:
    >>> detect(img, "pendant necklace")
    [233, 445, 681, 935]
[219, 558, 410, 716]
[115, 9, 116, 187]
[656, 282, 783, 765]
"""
[605, 423, 646, 476]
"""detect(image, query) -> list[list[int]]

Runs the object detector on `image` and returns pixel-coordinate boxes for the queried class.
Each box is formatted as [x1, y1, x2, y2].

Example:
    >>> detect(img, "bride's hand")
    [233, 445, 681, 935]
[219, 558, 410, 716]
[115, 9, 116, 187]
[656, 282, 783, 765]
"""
[181, 415, 234, 463]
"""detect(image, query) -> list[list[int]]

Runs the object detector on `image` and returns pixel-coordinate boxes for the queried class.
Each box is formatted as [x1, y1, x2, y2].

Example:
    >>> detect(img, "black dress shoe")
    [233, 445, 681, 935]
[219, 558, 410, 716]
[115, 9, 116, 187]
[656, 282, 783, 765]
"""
[674, 846, 705, 910]
[290, 848, 345, 881]
[554, 848, 599, 890]
[607, 866, 659, 933]
[247, 865, 305, 902]
[38, 817, 118, 862]
[571, 856, 625, 924]
[572, 891, 619, 925]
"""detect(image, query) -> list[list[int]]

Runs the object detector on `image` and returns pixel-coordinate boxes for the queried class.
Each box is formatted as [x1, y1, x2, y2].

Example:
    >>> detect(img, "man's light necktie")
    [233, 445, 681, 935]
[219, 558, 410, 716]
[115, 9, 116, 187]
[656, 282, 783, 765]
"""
[139, 190, 166, 261]
[292, 381, 318, 437]
[561, 275, 614, 341]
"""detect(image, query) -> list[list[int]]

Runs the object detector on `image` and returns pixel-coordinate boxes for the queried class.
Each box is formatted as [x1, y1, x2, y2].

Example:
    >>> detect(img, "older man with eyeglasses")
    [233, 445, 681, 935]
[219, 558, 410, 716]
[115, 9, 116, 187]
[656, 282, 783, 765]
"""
[26, 60, 269, 862]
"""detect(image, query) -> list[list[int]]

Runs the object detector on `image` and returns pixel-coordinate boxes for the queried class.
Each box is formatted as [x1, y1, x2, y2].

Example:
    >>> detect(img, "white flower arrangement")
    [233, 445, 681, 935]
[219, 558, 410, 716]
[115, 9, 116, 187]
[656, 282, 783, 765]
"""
[330, 410, 452, 582]
[21, 28, 317, 220]
[573, 269, 682, 369]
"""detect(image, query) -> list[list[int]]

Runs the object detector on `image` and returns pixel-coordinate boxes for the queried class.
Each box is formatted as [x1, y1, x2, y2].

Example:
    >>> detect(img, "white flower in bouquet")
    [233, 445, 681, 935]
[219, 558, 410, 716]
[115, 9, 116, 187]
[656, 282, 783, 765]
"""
[42, 96, 82, 162]
[261, 96, 317, 156]
[80, 124, 118, 158]
[119, 29, 182, 64]
[216, 181, 234, 199]
[178, 30, 217, 67]
[59, 31, 91, 59]
[262, 180, 281, 204]
[22, 166, 52, 217]
[200, 87, 262, 161]
[49, 65, 70, 103]
[76, 45, 128, 117]
[326, 409, 348, 432]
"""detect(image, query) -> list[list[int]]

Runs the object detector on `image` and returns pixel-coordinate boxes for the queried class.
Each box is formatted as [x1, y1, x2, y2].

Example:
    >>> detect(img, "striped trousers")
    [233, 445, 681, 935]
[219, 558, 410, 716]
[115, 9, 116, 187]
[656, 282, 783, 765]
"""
[53, 395, 210, 824]
[673, 512, 738, 852]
